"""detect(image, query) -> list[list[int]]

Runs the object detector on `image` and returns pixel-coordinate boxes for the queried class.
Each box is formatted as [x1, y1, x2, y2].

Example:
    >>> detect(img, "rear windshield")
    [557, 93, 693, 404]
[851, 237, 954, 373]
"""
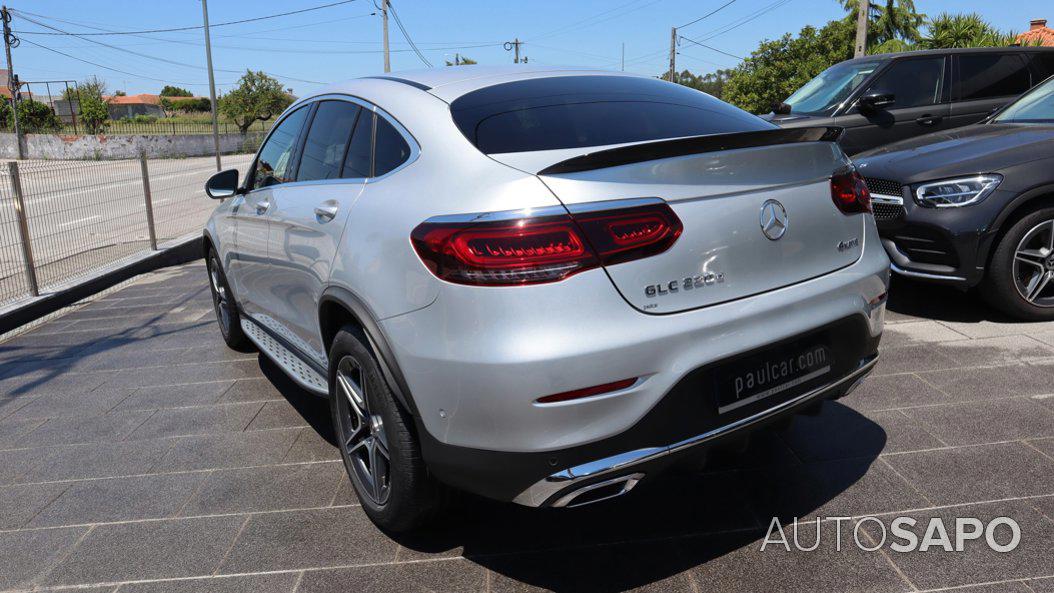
[449, 75, 775, 154]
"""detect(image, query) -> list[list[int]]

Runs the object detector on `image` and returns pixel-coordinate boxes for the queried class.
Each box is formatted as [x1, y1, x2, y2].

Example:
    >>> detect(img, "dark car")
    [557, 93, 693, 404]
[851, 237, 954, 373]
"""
[764, 47, 1054, 155]
[853, 74, 1054, 319]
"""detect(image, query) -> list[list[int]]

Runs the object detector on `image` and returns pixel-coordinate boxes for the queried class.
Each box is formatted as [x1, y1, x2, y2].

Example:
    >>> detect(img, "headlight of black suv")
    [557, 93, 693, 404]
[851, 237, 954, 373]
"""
[914, 174, 1002, 208]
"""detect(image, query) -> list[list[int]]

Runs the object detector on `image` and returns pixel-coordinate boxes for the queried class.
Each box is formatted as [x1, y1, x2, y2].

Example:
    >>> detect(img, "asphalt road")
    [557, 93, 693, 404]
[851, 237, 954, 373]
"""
[0, 268, 1051, 592]
[0, 154, 254, 305]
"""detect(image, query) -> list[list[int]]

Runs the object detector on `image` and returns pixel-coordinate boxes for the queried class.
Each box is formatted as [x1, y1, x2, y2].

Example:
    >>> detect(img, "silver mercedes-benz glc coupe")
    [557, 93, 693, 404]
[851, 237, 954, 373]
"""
[202, 66, 889, 532]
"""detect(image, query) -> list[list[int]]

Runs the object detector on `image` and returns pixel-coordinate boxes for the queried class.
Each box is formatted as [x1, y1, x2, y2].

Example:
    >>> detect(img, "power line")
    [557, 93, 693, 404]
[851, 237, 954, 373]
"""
[529, 0, 667, 42]
[18, 37, 222, 85]
[677, 0, 738, 30]
[14, 13, 328, 85]
[678, 35, 743, 60]
[694, 0, 793, 42]
[11, 1, 359, 36]
[385, 1, 431, 67]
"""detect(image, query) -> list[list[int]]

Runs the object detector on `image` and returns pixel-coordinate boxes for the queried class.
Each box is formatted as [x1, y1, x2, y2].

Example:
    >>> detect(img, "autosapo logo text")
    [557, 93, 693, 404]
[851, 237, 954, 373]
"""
[760, 516, 1021, 553]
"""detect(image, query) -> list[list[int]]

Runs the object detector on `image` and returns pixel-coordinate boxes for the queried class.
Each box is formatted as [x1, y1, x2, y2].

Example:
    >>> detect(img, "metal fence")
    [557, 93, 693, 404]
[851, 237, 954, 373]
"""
[0, 120, 274, 136]
[0, 154, 254, 307]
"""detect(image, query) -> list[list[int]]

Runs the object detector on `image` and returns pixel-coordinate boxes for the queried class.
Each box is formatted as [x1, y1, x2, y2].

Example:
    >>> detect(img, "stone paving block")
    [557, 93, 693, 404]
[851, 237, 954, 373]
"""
[17, 410, 154, 447]
[126, 402, 263, 440]
[99, 360, 263, 390]
[16, 439, 174, 484]
[0, 526, 88, 590]
[0, 368, 116, 399]
[860, 500, 1054, 590]
[778, 402, 944, 460]
[0, 416, 46, 448]
[281, 427, 340, 463]
[115, 573, 300, 593]
[880, 320, 969, 347]
[907, 397, 1054, 446]
[917, 363, 1054, 401]
[112, 381, 236, 412]
[840, 372, 949, 411]
[245, 400, 313, 431]
[299, 561, 485, 593]
[41, 515, 245, 586]
[0, 446, 59, 485]
[216, 377, 289, 404]
[872, 345, 960, 376]
[217, 507, 397, 574]
[155, 428, 302, 472]
[179, 462, 344, 516]
[9, 387, 135, 420]
[28, 472, 207, 527]
[882, 442, 1054, 506]
[0, 482, 69, 529]
[933, 334, 1054, 366]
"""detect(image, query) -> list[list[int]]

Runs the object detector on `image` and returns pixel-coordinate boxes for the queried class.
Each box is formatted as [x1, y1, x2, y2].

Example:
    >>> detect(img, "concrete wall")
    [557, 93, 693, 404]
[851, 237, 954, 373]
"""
[0, 132, 264, 160]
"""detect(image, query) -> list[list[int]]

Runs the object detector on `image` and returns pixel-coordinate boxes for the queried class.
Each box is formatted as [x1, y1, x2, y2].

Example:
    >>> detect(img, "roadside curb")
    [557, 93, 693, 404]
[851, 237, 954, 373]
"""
[0, 236, 203, 335]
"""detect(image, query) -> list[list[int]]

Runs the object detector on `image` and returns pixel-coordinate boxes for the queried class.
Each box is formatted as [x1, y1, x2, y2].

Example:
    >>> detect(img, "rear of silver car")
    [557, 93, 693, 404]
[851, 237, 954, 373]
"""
[383, 73, 890, 508]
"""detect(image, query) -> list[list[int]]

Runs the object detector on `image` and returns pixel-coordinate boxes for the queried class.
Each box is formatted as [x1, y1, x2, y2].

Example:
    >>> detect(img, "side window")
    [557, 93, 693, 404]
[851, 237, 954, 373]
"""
[1028, 53, 1054, 81]
[863, 58, 944, 109]
[297, 101, 361, 181]
[374, 116, 411, 177]
[342, 110, 373, 179]
[251, 105, 309, 191]
[957, 54, 1031, 101]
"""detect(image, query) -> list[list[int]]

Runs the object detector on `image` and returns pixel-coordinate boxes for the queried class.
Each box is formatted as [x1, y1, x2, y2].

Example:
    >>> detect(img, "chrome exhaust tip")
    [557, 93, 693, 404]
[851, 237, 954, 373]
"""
[550, 472, 645, 508]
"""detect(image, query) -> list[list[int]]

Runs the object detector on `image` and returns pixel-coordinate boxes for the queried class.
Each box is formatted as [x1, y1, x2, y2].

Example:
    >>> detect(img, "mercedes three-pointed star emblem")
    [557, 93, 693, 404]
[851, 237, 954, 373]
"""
[759, 199, 788, 241]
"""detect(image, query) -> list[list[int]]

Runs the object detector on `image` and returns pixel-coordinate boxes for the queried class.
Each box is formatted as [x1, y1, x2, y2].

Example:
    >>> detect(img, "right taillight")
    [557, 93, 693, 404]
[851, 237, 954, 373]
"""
[411, 202, 682, 286]
[831, 168, 872, 215]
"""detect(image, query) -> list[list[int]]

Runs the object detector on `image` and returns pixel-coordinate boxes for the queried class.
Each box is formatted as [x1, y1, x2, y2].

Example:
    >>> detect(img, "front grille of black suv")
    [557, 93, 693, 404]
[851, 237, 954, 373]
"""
[864, 178, 905, 222]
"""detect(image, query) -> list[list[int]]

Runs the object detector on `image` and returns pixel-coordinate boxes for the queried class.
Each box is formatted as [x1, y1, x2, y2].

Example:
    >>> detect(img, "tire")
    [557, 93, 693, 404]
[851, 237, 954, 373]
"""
[981, 207, 1054, 321]
[328, 326, 446, 532]
[206, 250, 251, 351]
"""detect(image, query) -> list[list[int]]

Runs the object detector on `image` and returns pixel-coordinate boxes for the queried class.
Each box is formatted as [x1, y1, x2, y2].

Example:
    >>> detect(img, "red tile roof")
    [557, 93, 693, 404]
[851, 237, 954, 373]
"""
[1016, 19, 1054, 47]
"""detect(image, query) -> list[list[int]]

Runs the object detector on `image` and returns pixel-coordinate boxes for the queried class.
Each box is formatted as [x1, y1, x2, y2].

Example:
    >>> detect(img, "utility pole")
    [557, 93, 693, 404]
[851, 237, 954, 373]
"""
[504, 38, 523, 64]
[667, 27, 677, 82]
[381, 0, 390, 72]
[201, 0, 221, 171]
[2, 6, 23, 160]
[853, 0, 868, 58]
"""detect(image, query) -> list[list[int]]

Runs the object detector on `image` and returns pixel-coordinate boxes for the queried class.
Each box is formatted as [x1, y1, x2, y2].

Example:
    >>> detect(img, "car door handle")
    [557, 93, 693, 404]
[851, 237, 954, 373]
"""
[314, 204, 339, 222]
[254, 200, 271, 215]
[915, 115, 942, 126]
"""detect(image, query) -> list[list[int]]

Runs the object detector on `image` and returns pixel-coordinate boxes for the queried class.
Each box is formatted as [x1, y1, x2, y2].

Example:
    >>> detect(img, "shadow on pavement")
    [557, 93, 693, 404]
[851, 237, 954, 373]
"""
[886, 275, 1014, 323]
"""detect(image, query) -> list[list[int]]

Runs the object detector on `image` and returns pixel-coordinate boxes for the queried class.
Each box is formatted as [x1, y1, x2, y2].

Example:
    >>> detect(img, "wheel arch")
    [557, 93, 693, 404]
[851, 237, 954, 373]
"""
[982, 184, 1054, 269]
[318, 286, 419, 416]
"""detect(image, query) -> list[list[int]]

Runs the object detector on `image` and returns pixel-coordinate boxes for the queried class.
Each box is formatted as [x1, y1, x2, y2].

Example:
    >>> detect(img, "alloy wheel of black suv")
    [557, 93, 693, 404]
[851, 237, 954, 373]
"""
[983, 208, 1054, 320]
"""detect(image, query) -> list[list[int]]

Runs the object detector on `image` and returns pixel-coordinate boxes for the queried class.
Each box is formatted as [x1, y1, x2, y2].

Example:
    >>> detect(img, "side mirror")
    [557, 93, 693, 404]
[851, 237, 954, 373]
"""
[858, 91, 895, 112]
[205, 169, 241, 200]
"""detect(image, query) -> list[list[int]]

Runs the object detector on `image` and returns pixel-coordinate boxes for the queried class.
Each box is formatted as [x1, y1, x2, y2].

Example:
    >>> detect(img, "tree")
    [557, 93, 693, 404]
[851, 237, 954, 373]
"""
[676, 69, 734, 99]
[723, 18, 856, 113]
[114, 90, 126, 97]
[919, 13, 1016, 49]
[841, 0, 924, 47]
[159, 85, 192, 97]
[219, 70, 292, 134]
[445, 55, 478, 66]
[64, 75, 107, 102]
[0, 99, 62, 132]
[79, 94, 109, 134]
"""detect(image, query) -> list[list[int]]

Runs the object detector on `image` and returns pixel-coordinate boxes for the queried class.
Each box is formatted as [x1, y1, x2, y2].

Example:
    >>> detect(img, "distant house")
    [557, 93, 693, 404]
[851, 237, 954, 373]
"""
[104, 94, 165, 119]
[1016, 19, 1054, 47]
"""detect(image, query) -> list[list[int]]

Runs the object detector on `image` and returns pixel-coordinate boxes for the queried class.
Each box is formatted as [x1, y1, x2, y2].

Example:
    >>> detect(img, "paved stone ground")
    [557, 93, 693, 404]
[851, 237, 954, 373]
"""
[0, 262, 1052, 593]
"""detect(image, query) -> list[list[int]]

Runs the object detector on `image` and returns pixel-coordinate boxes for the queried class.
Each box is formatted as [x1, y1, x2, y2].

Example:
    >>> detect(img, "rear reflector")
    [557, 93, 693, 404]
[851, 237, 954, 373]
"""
[411, 202, 681, 286]
[536, 378, 637, 404]
[831, 169, 872, 215]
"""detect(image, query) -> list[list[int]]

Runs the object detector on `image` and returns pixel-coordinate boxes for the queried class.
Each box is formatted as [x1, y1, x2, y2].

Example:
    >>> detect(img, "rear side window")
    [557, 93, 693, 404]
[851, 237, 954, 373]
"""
[957, 54, 1031, 100]
[251, 105, 310, 190]
[450, 75, 774, 154]
[1029, 53, 1054, 81]
[863, 57, 944, 108]
[297, 101, 361, 181]
[374, 116, 411, 176]
[342, 111, 373, 179]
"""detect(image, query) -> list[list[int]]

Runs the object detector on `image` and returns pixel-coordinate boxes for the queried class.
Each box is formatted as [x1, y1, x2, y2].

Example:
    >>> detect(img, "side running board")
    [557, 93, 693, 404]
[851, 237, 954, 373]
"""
[240, 318, 328, 395]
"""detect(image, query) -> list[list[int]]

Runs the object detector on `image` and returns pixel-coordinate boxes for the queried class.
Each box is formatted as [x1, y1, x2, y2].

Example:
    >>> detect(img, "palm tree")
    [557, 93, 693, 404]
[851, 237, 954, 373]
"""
[919, 13, 1016, 49]
[841, 0, 925, 46]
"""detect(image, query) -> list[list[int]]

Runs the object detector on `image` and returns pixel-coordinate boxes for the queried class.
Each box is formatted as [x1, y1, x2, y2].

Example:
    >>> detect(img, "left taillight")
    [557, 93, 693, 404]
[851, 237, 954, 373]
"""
[831, 168, 872, 215]
[411, 202, 682, 286]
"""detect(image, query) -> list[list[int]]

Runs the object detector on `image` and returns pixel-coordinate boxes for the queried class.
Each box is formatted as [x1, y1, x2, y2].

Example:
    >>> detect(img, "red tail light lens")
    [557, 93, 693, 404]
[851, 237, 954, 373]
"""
[411, 202, 682, 286]
[536, 377, 637, 404]
[831, 169, 872, 214]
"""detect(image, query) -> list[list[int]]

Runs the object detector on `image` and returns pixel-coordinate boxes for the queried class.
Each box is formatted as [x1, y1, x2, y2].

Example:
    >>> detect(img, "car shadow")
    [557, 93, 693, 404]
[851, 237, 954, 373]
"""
[886, 275, 1019, 323]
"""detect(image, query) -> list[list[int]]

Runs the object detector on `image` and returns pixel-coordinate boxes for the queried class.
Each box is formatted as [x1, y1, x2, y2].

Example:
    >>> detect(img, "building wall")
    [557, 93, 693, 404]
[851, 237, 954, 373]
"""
[0, 132, 264, 160]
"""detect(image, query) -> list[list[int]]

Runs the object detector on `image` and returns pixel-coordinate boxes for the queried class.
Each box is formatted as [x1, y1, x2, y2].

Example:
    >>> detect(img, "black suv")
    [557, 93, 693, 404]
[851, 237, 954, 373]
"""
[765, 47, 1054, 155]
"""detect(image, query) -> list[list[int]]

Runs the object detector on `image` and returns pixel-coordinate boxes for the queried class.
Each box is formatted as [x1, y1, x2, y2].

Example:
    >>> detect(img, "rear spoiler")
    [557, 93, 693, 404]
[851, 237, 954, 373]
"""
[537, 126, 844, 176]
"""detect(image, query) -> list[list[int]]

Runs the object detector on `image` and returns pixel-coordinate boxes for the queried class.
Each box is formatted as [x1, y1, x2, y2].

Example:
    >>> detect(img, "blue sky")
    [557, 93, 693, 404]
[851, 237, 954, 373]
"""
[9, 0, 1050, 97]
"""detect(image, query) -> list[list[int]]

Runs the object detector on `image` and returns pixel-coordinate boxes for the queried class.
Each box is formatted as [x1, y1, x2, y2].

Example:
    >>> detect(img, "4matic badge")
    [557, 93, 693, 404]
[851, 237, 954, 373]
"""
[645, 271, 725, 298]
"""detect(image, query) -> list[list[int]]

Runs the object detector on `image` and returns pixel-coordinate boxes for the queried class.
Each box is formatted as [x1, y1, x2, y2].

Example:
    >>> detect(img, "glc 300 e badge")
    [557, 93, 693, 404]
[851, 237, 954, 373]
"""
[760, 199, 788, 241]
